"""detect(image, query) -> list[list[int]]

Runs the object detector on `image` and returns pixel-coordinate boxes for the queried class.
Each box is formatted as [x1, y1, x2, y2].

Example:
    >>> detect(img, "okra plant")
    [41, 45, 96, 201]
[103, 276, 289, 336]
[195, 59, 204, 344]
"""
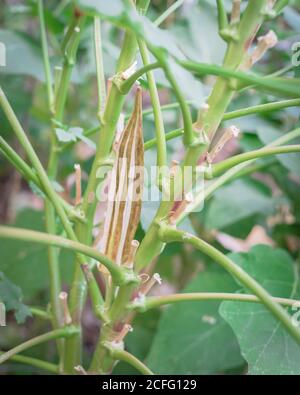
[1, 0, 300, 375]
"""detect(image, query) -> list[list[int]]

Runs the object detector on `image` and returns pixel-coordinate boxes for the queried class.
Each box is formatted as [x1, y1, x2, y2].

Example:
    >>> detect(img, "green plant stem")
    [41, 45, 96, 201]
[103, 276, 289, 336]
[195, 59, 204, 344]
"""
[49, 14, 87, 373]
[71, 61, 137, 374]
[30, 307, 52, 320]
[0, 88, 78, 241]
[0, 136, 83, 222]
[0, 326, 79, 365]
[82, 263, 107, 322]
[88, 284, 137, 374]
[229, 159, 277, 180]
[274, 0, 290, 14]
[37, 2, 62, 353]
[94, 17, 106, 118]
[209, 145, 300, 178]
[144, 127, 183, 150]
[142, 100, 195, 117]
[216, 0, 229, 34]
[138, 39, 167, 182]
[153, 0, 185, 26]
[180, 60, 300, 99]
[44, 200, 62, 343]
[37, 0, 54, 113]
[140, 293, 300, 311]
[0, 226, 132, 286]
[185, 127, 300, 215]
[118, 61, 160, 94]
[163, 62, 194, 147]
[144, 99, 300, 150]
[54, 17, 85, 120]
[0, 136, 40, 184]
[136, 0, 269, 271]
[223, 99, 300, 120]
[106, 348, 154, 375]
[0, 83, 103, 363]
[158, 226, 300, 344]
[0, 352, 59, 374]
[62, 98, 300, 152]
[76, 9, 144, 372]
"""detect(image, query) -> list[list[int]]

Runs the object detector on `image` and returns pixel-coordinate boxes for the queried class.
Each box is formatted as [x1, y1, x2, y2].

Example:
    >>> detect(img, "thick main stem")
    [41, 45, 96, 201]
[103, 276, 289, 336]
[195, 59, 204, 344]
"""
[67, 21, 141, 373]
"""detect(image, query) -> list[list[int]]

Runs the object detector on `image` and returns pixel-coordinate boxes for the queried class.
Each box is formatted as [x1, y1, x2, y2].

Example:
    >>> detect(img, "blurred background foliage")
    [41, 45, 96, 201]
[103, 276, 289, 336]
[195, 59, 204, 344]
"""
[0, 0, 300, 375]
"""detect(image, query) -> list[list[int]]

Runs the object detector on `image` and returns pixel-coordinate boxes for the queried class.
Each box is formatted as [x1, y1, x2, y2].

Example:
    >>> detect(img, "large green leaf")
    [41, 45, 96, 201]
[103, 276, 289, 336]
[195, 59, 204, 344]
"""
[220, 245, 300, 375]
[0, 271, 31, 324]
[205, 178, 274, 230]
[171, 4, 226, 65]
[0, 30, 44, 80]
[146, 266, 244, 374]
[0, 209, 75, 299]
[256, 125, 300, 176]
[76, 0, 183, 59]
[75, 0, 127, 17]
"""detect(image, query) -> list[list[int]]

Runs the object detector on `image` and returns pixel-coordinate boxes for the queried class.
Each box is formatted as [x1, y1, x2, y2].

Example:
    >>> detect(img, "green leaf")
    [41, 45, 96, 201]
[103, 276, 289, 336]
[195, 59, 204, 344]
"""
[220, 245, 300, 375]
[126, 310, 161, 361]
[146, 266, 244, 374]
[0, 30, 44, 80]
[283, 7, 300, 31]
[76, 0, 127, 17]
[0, 209, 75, 299]
[168, 57, 205, 103]
[172, 5, 226, 65]
[76, 0, 183, 59]
[205, 179, 274, 230]
[55, 128, 77, 143]
[0, 271, 31, 324]
[69, 127, 96, 149]
[56, 126, 96, 149]
[256, 125, 300, 176]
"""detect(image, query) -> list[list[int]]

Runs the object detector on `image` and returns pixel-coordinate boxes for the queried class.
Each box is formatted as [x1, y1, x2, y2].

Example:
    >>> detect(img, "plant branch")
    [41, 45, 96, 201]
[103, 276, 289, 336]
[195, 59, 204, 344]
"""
[137, 292, 300, 311]
[0, 352, 59, 374]
[0, 136, 83, 222]
[0, 226, 135, 286]
[30, 307, 52, 320]
[158, 226, 300, 344]
[162, 62, 194, 147]
[138, 38, 167, 184]
[37, 0, 54, 113]
[180, 60, 300, 99]
[223, 99, 300, 121]
[153, 0, 185, 27]
[0, 87, 90, 243]
[118, 61, 160, 94]
[136, 0, 270, 270]
[106, 347, 154, 375]
[144, 127, 183, 150]
[0, 326, 79, 365]
[68, 99, 300, 153]
[216, 0, 229, 35]
[185, 127, 300, 215]
[209, 145, 300, 178]
[94, 17, 106, 119]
